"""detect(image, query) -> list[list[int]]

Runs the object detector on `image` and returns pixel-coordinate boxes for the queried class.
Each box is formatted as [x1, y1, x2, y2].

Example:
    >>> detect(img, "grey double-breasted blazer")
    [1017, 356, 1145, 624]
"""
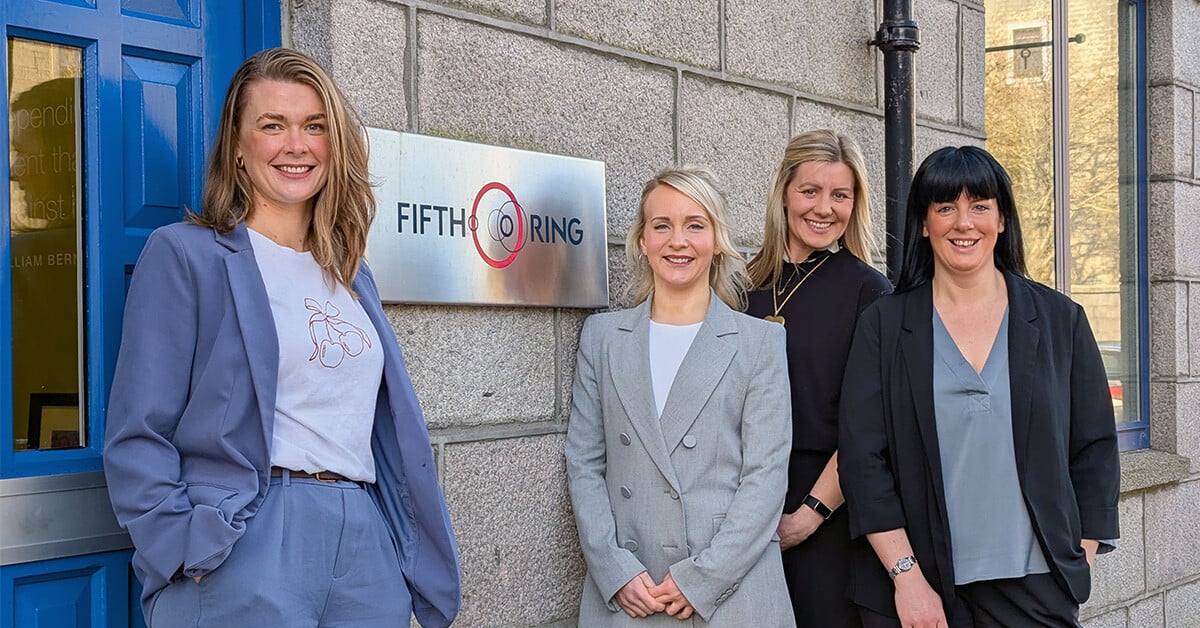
[564, 294, 796, 626]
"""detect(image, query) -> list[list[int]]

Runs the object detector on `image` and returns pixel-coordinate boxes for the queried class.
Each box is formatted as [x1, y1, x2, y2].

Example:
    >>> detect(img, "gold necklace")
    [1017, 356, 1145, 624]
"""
[765, 254, 832, 326]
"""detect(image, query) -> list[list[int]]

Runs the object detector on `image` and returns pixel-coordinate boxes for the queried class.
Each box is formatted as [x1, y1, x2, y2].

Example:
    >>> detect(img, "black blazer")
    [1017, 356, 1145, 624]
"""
[838, 274, 1120, 618]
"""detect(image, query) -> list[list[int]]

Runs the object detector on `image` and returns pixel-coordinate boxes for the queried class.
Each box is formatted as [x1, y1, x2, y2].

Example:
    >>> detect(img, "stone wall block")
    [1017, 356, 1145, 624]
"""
[725, 0, 877, 106]
[1166, 578, 1200, 628]
[916, 126, 984, 164]
[1177, 382, 1200, 469]
[960, 5, 986, 131]
[1175, 183, 1200, 276]
[1149, 86, 1193, 179]
[1087, 495, 1145, 608]
[1148, 381, 1200, 464]
[914, 0, 960, 125]
[1129, 595, 1165, 628]
[1145, 0, 1173, 85]
[1170, 0, 1200, 87]
[290, 0, 336, 68]
[1149, 281, 1187, 378]
[425, 0, 546, 25]
[1081, 609, 1125, 628]
[442, 436, 583, 626]
[1192, 282, 1200, 378]
[680, 76, 791, 247]
[607, 242, 635, 310]
[1149, 381, 1178, 454]
[1147, 181, 1177, 280]
[791, 97, 837, 134]
[1144, 479, 1200, 590]
[1193, 88, 1199, 180]
[1142, 85, 1180, 178]
[417, 13, 675, 240]
[557, 308, 591, 421]
[294, 0, 410, 131]
[384, 305, 556, 428]
[555, 0, 718, 69]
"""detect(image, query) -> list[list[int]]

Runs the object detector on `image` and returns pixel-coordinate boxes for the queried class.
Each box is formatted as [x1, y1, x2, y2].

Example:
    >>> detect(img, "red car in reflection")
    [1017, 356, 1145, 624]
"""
[1099, 342, 1123, 404]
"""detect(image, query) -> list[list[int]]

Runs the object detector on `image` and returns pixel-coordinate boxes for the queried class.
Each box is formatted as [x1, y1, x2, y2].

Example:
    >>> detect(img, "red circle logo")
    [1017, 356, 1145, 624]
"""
[470, 182, 525, 268]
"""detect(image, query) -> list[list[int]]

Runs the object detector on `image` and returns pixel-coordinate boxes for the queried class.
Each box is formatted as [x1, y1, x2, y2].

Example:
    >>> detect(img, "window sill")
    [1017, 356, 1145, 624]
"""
[1119, 449, 1190, 493]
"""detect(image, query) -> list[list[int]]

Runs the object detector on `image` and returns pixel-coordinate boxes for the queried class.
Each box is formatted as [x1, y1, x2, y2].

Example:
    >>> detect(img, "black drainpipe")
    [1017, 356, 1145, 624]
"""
[869, 2, 920, 282]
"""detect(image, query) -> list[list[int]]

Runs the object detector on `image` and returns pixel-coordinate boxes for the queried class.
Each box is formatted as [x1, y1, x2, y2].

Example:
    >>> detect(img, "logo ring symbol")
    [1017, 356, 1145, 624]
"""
[470, 181, 525, 268]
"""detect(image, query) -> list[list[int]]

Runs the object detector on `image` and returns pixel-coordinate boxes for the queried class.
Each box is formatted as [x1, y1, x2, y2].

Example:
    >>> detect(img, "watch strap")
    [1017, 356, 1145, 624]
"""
[801, 494, 834, 519]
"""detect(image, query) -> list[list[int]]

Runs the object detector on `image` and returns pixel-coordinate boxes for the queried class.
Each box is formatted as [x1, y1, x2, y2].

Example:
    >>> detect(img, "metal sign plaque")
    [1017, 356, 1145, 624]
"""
[365, 129, 609, 307]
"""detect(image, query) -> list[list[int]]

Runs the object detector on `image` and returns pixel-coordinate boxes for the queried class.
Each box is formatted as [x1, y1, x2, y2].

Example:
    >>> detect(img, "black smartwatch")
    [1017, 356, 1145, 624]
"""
[801, 494, 834, 519]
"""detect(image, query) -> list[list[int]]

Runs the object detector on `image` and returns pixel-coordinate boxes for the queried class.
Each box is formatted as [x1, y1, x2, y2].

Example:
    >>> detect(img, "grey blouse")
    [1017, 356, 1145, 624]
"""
[932, 307, 1050, 585]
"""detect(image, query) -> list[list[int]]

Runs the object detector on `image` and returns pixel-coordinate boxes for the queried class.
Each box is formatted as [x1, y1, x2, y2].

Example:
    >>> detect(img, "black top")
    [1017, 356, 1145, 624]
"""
[746, 248, 891, 512]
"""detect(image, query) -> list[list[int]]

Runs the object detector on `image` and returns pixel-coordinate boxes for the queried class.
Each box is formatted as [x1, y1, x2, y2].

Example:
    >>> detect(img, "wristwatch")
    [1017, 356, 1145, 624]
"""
[801, 494, 834, 519]
[888, 555, 918, 580]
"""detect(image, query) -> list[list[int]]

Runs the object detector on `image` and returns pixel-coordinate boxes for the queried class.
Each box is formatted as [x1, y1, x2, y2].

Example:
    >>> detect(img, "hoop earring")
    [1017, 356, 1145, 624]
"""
[236, 155, 244, 169]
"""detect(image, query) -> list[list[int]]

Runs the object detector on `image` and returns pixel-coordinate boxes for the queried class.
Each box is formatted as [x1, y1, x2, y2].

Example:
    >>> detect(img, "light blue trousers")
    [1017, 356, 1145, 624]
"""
[147, 472, 411, 627]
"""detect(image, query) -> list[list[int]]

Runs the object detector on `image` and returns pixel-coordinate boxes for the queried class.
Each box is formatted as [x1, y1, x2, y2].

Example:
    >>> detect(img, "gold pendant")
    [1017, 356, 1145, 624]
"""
[765, 315, 785, 326]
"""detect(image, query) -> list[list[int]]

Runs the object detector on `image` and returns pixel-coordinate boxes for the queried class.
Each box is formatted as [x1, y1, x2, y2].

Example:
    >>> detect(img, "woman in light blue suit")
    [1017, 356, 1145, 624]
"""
[565, 167, 795, 626]
[103, 48, 459, 627]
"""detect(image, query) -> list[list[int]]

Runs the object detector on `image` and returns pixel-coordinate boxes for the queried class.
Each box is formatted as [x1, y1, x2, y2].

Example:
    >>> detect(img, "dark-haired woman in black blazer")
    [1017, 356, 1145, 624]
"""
[838, 146, 1119, 627]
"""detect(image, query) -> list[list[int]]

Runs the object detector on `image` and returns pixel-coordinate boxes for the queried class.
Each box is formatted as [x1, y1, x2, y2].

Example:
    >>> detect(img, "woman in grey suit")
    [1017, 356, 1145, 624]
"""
[565, 167, 796, 626]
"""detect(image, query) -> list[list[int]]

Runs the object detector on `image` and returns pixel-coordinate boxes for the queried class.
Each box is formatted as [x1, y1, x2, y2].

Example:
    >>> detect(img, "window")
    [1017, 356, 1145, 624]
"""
[7, 38, 85, 452]
[984, 0, 1147, 449]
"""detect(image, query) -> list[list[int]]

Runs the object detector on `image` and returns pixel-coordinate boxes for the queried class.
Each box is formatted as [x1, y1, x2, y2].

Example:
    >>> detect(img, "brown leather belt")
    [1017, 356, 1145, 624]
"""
[270, 466, 355, 483]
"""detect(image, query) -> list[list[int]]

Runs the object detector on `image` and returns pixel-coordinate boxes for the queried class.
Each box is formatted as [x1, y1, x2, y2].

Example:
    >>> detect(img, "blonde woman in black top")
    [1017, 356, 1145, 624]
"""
[746, 130, 891, 627]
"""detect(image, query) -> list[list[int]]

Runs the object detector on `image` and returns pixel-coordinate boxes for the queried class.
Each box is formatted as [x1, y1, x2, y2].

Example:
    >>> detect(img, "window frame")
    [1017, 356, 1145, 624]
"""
[1122, 0, 1149, 451]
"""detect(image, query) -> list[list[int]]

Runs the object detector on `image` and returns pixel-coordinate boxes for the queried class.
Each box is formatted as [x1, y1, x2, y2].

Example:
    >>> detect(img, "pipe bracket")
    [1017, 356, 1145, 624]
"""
[869, 20, 921, 52]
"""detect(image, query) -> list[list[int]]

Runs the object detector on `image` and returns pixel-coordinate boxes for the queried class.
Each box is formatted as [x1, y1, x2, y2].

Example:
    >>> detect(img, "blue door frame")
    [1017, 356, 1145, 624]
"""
[0, 2, 279, 626]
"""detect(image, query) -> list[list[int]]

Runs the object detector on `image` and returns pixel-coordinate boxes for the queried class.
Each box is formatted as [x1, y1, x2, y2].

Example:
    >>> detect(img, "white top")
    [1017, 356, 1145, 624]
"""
[249, 228, 383, 482]
[648, 320, 703, 417]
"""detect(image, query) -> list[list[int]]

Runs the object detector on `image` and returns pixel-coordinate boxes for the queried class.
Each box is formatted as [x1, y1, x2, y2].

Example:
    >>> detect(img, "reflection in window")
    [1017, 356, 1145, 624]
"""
[8, 39, 85, 450]
[984, 0, 1141, 433]
[1011, 27, 1046, 78]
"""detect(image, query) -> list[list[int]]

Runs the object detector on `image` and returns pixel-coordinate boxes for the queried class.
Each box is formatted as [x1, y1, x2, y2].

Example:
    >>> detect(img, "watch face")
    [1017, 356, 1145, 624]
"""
[898, 557, 914, 570]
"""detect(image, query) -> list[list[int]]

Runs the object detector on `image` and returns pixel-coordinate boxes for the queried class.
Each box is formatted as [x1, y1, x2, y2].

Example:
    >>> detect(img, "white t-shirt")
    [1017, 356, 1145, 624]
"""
[648, 320, 703, 417]
[249, 228, 383, 482]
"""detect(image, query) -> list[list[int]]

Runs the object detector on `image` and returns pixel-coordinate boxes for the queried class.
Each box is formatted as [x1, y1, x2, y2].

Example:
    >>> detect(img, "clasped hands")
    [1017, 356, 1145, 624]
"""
[615, 571, 694, 620]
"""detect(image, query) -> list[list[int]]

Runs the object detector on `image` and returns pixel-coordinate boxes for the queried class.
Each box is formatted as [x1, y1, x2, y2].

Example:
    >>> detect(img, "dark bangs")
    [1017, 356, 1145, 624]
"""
[907, 146, 1009, 211]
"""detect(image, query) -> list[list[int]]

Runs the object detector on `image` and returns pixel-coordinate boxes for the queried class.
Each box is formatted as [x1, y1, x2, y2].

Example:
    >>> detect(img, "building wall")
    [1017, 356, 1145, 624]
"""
[282, 0, 1198, 625]
[1083, 0, 1200, 626]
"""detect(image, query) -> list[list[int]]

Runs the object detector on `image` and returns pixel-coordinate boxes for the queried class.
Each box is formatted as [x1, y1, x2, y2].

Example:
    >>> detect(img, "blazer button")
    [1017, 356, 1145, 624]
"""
[619, 432, 631, 446]
[620, 486, 632, 499]
[668, 489, 679, 500]
[622, 539, 639, 552]
[682, 435, 697, 448]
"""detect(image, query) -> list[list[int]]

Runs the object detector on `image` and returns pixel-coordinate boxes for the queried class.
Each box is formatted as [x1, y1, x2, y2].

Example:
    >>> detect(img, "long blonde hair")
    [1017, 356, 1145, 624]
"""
[747, 129, 877, 289]
[624, 166, 749, 310]
[190, 47, 373, 292]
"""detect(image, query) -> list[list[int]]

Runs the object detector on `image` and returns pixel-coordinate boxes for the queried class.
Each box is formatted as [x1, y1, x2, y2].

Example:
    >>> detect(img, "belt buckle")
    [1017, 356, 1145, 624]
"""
[313, 472, 338, 483]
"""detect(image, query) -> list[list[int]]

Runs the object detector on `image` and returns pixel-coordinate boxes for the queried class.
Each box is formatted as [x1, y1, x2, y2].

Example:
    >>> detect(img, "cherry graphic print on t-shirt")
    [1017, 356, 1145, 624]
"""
[305, 297, 372, 368]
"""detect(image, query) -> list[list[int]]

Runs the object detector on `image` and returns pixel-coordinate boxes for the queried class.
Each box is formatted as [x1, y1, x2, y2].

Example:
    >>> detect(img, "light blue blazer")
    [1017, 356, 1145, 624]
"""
[565, 294, 795, 626]
[103, 222, 460, 627]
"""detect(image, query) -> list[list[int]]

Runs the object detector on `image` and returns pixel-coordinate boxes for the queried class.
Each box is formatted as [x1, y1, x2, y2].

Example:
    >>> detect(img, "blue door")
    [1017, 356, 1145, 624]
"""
[0, 2, 278, 626]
